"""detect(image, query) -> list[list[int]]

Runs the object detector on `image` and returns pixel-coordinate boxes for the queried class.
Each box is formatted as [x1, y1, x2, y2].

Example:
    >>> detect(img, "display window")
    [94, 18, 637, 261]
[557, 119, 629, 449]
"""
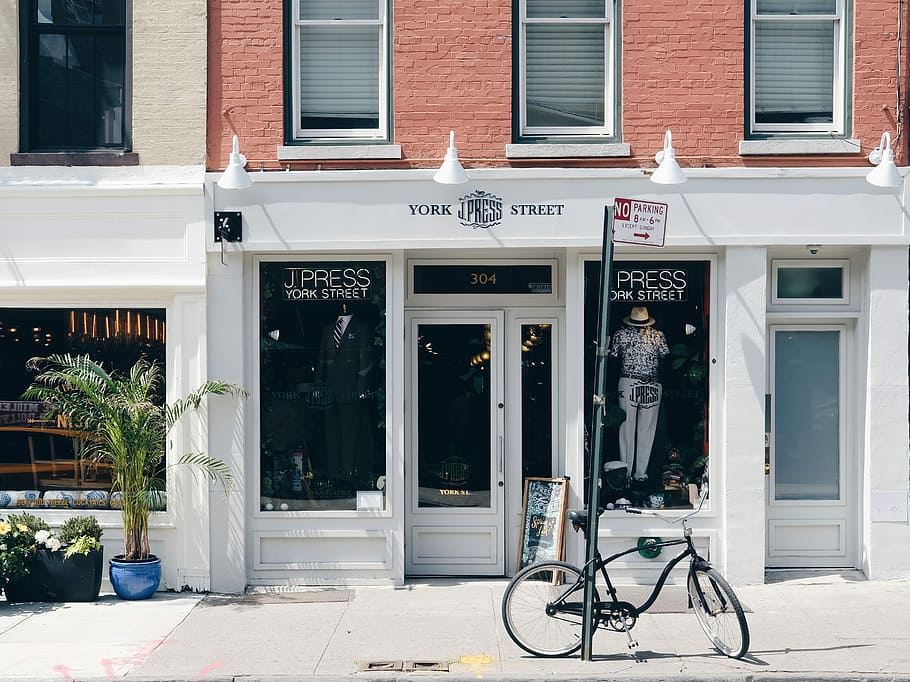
[259, 261, 387, 512]
[583, 260, 710, 509]
[0, 308, 167, 510]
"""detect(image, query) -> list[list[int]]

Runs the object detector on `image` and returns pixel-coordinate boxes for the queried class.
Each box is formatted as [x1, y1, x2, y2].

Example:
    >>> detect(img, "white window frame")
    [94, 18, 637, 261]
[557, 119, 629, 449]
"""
[749, 0, 845, 135]
[771, 259, 850, 305]
[290, 0, 389, 141]
[519, 0, 614, 138]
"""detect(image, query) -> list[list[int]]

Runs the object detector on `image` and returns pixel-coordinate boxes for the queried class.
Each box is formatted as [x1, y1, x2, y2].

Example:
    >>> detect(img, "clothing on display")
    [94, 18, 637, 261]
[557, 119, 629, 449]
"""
[316, 307, 373, 477]
[609, 306, 669, 481]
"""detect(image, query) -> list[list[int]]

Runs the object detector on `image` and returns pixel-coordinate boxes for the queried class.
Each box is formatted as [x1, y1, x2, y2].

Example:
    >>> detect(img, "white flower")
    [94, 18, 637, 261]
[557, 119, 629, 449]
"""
[45, 537, 62, 551]
[34, 530, 50, 543]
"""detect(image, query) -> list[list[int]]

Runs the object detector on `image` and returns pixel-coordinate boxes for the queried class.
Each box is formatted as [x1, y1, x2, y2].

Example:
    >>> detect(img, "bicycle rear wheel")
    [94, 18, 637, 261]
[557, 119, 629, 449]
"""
[501, 561, 593, 657]
[687, 565, 750, 658]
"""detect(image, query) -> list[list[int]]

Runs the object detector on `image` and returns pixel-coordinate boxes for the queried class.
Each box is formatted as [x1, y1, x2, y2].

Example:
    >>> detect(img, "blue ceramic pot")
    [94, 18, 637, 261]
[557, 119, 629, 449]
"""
[109, 555, 161, 600]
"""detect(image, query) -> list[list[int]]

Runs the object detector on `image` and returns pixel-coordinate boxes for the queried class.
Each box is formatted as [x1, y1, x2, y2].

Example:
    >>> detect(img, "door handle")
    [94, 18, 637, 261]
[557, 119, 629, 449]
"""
[498, 436, 503, 475]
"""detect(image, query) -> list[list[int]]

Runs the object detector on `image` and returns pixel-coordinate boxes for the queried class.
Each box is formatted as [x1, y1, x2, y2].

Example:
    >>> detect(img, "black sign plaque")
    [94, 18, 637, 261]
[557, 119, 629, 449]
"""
[413, 264, 553, 295]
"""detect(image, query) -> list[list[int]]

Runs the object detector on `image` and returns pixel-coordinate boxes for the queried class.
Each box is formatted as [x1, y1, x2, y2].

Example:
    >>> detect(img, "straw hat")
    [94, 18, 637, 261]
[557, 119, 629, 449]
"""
[623, 306, 655, 327]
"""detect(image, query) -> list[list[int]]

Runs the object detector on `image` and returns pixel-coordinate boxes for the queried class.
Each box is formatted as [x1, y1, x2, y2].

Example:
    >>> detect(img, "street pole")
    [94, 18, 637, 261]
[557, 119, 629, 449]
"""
[580, 205, 615, 660]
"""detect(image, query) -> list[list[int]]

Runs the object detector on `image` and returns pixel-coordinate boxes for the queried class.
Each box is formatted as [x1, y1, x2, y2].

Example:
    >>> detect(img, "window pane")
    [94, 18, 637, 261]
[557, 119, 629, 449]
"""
[259, 262, 387, 512]
[755, 20, 834, 123]
[777, 267, 843, 299]
[33, 31, 125, 148]
[299, 0, 379, 21]
[774, 330, 840, 500]
[0, 308, 166, 509]
[526, 24, 604, 127]
[583, 261, 710, 509]
[527, 0, 605, 19]
[756, 0, 836, 14]
[299, 25, 380, 130]
[35, 0, 123, 25]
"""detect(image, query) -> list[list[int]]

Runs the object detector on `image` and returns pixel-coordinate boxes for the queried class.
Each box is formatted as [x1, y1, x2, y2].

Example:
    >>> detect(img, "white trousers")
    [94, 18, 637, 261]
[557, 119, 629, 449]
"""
[617, 377, 662, 479]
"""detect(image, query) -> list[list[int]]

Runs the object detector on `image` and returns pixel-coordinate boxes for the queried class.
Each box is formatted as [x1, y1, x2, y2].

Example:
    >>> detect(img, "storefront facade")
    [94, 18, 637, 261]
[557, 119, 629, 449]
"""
[206, 166, 910, 592]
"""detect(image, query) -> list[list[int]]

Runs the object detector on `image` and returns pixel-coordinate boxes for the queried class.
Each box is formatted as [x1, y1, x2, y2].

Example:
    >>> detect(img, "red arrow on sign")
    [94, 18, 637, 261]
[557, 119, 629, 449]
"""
[633, 232, 650, 239]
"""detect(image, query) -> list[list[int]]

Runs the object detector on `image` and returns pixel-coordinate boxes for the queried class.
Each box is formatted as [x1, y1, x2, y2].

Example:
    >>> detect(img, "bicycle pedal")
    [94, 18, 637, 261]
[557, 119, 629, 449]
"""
[627, 640, 638, 649]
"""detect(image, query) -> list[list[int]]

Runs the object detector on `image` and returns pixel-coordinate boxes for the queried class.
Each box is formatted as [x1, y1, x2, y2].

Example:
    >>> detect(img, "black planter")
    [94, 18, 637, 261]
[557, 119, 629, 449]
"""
[4, 548, 104, 603]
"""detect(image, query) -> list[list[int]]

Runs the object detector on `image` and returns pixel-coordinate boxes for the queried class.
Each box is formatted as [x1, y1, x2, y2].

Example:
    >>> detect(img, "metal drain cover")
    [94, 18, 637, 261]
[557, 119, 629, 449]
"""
[359, 660, 449, 672]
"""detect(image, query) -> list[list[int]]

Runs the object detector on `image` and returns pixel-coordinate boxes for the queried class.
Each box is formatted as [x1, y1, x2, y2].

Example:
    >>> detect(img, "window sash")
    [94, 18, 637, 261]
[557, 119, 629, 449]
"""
[26, 0, 126, 151]
[519, 4, 613, 137]
[750, 3, 844, 134]
[292, 1, 388, 141]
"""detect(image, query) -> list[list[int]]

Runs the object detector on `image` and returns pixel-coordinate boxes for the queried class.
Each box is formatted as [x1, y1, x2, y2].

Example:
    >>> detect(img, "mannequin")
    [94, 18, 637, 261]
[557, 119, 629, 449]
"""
[316, 303, 373, 478]
[609, 306, 669, 482]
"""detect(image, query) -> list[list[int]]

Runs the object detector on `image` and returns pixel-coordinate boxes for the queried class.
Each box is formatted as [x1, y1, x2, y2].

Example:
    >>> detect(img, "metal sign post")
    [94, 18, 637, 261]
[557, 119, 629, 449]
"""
[580, 205, 615, 660]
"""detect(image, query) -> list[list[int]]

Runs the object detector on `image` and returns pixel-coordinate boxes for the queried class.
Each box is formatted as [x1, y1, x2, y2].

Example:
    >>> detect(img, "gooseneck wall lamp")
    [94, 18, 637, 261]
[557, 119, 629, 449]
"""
[650, 130, 687, 185]
[217, 135, 253, 190]
[866, 132, 902, 188]
[433, 130, 470, 185]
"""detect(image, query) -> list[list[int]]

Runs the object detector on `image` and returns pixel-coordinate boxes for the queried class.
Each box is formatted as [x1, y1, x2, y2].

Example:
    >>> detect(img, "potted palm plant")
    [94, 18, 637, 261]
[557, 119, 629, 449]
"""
[22, 354, 245, 600]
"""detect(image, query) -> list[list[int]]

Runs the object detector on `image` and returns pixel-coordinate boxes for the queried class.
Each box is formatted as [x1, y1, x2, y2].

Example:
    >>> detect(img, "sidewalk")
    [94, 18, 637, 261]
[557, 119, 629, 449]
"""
[2, 571, 910, 682]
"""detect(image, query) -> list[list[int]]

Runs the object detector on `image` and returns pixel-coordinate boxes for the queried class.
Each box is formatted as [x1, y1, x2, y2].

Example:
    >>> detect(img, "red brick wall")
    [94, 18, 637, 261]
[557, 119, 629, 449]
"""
[207, 0, 909, 170]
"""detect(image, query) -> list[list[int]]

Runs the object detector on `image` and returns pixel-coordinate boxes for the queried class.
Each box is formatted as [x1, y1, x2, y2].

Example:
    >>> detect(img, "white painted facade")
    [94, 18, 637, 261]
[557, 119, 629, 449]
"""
[0, 165, 907, 592]
[203, 166, 910, 592]
[0, 165, 230, 593]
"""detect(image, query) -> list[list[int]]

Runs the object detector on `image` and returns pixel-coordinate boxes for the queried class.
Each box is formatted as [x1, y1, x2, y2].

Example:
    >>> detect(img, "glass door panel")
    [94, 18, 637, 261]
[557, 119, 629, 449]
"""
[773, 329, 841, 501]
[520, 322, 553, 479]
[416, 322, 493, 508]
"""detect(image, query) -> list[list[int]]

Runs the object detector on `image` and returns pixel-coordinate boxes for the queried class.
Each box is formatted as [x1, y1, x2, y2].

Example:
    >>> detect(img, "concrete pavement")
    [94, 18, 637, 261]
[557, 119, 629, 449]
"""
[2, 570, 910, 681]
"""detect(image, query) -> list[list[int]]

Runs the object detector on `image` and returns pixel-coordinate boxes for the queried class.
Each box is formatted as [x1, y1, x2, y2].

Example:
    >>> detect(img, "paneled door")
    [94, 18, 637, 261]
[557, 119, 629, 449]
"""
[766, 325, 856, 568]
[405, 311, 505, 575]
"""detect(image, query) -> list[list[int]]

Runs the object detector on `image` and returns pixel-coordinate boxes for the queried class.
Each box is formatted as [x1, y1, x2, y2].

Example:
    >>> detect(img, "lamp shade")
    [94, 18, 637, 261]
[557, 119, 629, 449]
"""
[651, 130, 687, 185]
[866, 132, 901, 188]
[217, 135, 253, 190]
[433, 130, 469, 185]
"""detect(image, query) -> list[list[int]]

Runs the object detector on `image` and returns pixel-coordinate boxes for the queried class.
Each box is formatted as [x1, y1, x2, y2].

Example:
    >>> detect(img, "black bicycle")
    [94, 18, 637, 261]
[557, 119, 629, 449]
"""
[501, 491, 749, 659]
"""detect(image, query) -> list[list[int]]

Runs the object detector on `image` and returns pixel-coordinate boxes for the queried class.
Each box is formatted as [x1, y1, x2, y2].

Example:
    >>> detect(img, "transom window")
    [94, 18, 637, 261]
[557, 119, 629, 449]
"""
[290, 0, 388, 141]
[518, 0, 614, 138]
[22, 0, 127, 151]
[749, 0, 846, 135]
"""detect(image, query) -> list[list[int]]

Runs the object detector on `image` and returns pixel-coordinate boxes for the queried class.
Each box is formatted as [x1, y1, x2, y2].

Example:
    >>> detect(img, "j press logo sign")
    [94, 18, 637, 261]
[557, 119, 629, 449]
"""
[609, 267, 688, 302]
[409, 189, 565, 230]
[282, 266, 373, 301]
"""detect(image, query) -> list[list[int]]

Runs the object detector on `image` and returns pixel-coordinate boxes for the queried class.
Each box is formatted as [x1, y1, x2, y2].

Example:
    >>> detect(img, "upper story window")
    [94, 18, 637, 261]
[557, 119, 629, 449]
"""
[749, 0, 847, 136]
[21, 0, 127, 151]
[518, 0, 614, 139]
[290, 0, 388, 142]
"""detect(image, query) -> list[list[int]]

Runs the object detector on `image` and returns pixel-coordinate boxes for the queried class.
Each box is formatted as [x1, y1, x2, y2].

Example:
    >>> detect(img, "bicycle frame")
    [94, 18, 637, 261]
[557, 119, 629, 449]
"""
[553, 510, 712, 623]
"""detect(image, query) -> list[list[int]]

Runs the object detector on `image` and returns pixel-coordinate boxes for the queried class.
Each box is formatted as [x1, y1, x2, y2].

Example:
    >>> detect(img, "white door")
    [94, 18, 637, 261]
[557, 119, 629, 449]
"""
[766, 324, 856, 568]
[406, 311, 505, 575]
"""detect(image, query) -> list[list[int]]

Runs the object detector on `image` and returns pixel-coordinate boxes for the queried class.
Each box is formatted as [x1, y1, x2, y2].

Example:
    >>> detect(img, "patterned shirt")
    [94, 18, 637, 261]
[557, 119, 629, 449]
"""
[609, 325, 669, 381]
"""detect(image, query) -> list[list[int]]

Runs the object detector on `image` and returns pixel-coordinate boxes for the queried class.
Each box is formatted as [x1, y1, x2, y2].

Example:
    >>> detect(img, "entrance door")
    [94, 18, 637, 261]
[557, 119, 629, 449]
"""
[406, 311, 505, 575]
[766, 325, 856, 568]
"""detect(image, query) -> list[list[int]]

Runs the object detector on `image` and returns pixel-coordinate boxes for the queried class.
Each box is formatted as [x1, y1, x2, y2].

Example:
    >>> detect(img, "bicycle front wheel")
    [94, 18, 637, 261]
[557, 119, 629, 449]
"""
[501, 561, 592, 657]
[687, 565, 750, 659]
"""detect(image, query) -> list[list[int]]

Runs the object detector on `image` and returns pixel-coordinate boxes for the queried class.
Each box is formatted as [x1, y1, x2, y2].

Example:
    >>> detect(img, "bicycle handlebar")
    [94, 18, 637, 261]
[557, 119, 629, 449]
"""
[624, 486, 709, 525]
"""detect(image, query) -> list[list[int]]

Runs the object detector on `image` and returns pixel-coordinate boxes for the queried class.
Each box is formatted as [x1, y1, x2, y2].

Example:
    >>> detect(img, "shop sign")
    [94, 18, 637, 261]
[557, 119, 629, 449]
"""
[609, 267, 688, 302]
[281, 265, 374, 301]
[612, 198, 668, 247]
[409, 188, 566, 230]
[0, 401, 50, 427]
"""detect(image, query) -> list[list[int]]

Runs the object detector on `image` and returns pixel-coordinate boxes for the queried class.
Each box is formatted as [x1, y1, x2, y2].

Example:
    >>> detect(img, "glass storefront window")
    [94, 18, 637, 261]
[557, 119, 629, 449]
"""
[584, 260, 710, 510]
[0, 308, 167, 510]
[259, 261, 387, 512]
